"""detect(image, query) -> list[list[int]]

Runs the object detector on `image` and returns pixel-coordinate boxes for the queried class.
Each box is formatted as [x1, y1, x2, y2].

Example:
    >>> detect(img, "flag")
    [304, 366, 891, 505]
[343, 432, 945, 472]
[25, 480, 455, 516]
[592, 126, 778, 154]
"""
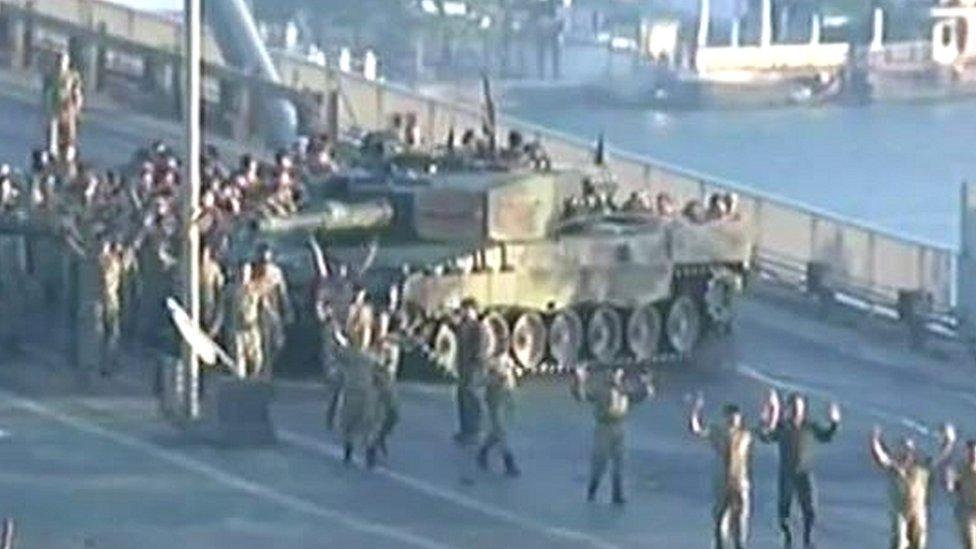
[594, 133, 605, 166]
[166, 297, 234, 370]
[481, 73, 497, 152]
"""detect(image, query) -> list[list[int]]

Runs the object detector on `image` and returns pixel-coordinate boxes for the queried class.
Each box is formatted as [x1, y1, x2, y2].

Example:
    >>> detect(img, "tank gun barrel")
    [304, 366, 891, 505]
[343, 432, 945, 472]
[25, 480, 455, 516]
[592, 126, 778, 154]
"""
[257, 199, 394, 234]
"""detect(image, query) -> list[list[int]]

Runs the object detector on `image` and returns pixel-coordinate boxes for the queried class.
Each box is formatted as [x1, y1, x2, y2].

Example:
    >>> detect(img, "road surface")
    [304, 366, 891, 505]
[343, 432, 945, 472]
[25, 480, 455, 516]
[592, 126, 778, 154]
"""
[0, 83, 972, 548]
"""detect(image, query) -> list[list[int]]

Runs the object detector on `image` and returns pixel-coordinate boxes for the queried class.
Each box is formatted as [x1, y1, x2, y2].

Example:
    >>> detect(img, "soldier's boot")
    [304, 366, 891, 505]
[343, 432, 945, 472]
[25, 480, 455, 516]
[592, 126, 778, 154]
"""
[802, 514, 814, 548]
[779, 519, 793, 548]
[365, 445, 378, 469]
[476, 446, 490, 471]
[503, 452, 521, 478]
[611, 472, 625, 505]
[586, 478, 599, 502]
[343, 443, 353, 465]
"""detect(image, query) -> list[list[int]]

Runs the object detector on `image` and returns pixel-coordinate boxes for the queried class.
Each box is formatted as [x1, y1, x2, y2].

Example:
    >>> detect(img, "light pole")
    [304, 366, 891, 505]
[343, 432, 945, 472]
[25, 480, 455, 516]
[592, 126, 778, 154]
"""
[182, 0, 203, 420]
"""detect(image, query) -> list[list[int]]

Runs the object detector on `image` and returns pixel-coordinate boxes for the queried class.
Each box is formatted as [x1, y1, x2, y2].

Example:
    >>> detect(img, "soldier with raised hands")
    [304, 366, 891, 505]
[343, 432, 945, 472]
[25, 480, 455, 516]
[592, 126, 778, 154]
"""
[366, 310, 401, 467]
[477, 350, 520, 477]
[945, 439, 976, 549]
[690, 391, 779, 549]
[44, 51, 84, 159]
[872, 422, 956, 549]
[572, 365, 654, 505]
[96, 238, 137, 377]
[759, 392, 841, 548]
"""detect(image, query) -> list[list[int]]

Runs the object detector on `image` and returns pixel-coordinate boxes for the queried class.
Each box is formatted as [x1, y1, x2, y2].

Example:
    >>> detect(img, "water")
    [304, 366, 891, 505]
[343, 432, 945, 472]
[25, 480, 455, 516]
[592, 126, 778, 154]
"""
[104, 0, 180, 12]
[504, 94, 972, 248]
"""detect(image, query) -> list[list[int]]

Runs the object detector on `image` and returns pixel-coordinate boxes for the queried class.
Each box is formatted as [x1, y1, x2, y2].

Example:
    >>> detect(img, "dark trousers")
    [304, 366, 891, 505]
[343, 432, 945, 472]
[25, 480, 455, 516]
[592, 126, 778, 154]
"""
[456, 383, 482, 438]
[779, 470, 816, 544]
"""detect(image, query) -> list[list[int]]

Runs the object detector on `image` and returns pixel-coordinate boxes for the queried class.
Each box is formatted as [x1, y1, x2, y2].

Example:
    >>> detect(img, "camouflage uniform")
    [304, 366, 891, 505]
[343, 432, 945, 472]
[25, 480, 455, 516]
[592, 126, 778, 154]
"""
[0, 214, 26, 354]
[96, 244, 135, 376]
[45, 60, 83, 158]
[574, 368, 652, 504]
[455, 313, 485, 442]
[253, 261, 292, 379]
[948, 466, 976, 549]
[707, 424, 755, 549]
[338, 345, 378, 466]
[477, 353, 519, 476]
[200, 249, 226, 339]
[233, 278, 264, 378]
[345, 298, 375, 352]
[368, 332, 401, 460]
[885, 462, 932, 549]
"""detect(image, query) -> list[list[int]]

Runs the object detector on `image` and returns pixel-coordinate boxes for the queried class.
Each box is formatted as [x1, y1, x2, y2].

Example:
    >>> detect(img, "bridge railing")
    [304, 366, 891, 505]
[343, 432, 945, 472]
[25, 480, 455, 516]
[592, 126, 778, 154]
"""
[0, 0, 959, 322]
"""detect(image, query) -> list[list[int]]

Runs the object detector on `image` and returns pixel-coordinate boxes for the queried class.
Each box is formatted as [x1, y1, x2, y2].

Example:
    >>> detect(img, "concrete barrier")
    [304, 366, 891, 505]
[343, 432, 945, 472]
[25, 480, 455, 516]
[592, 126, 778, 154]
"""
[0, 0, 959, 327]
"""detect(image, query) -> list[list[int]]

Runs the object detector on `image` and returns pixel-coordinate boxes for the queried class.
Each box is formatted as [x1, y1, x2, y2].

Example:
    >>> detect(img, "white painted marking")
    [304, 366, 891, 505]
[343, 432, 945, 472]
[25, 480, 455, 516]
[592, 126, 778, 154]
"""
[735, 363, 934, 436]
[274, 378, 451, 398]
[278, 430, 620, 549]
[0, 390, 453, 549]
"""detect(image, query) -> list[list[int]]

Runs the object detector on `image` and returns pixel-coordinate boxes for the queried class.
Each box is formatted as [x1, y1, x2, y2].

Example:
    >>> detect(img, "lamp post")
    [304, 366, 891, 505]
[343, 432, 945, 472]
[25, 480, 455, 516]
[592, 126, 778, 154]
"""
[181, 0, 202, 420]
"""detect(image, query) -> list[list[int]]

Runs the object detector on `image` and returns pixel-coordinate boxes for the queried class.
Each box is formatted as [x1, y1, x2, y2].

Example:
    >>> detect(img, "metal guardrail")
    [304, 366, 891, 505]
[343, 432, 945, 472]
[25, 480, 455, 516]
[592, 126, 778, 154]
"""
[1, 0, 959, 322]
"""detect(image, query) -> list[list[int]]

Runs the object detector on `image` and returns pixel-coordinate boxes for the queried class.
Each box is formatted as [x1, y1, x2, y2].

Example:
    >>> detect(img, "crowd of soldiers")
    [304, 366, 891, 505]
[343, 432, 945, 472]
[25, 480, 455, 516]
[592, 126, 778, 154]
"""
[562, 176, 741, 224]
[5, 53, 976, 549]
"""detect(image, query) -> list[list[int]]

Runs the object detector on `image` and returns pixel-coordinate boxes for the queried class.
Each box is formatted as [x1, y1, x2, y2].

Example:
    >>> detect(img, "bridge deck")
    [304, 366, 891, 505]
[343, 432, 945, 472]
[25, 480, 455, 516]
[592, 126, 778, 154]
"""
[0, 85, 971, 549]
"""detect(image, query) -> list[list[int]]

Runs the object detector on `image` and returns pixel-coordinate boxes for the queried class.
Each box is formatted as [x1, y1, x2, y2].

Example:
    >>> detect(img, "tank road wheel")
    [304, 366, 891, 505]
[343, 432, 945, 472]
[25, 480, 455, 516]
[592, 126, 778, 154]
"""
[587, 306, 623, 364]
[665, 295, 701, 355]
[432, 322, 459, 378]
[704, 272, 736, 331]
[511, 311, 547, 373]
[548, 308, 583, 371]
[626, 304, 662, 362]
[482, 311, 510, 359]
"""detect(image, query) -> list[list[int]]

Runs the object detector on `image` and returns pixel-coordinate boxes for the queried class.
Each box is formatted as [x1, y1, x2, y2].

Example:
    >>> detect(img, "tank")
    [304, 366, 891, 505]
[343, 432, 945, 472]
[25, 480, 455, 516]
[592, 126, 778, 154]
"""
[399, 176, 753, 378]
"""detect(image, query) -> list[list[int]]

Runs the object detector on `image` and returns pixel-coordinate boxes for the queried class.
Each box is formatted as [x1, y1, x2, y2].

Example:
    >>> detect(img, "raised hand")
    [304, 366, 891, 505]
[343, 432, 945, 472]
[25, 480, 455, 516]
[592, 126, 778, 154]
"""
[943, 423, 958, 444]
[828, 402, 842, 424]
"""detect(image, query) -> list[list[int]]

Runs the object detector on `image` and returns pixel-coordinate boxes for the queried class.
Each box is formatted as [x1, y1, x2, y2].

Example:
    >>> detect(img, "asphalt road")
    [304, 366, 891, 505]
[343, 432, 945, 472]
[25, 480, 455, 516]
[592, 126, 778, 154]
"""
[0, 85, 973, 548]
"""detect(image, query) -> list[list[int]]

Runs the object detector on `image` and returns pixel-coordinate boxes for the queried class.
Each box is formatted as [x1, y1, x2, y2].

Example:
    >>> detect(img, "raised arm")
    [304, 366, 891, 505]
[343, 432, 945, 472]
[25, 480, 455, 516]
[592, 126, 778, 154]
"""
[810, 402, 841, 442]
[689, 394, 710, 438]
[354, 238, 379, 279]
[308, 235, 329, 279]
[932, 423, 957, 468]
[757, 389, 781, 442]
[871, 426, 894, 470]
[625, 372, 654, 404]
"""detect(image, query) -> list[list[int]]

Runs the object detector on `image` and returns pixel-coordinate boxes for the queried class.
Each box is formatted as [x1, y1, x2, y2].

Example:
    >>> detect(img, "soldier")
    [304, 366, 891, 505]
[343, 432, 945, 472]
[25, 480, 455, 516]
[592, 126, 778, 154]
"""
[200, 244, 226, 340]
[871, 423, 956, 549]
[251, 243, 294, 379]
[0, 164, 20, 211]
[366, 310, 401, 466]
[759, 392, 841, 548]
[232, 263, 264, 378]
[318, 300, 345, 430]
[454, 297, 485, 445]
[572, 365, 654, 504]
[690, 392, 778, 549]
[477, 350, 520, 477]
[335, 326, 378, 466]
[945, 439, 976, 549]
[44, 51, 84, 159]
[0, 174, 26, 355]
[96, 238, 137, 377]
